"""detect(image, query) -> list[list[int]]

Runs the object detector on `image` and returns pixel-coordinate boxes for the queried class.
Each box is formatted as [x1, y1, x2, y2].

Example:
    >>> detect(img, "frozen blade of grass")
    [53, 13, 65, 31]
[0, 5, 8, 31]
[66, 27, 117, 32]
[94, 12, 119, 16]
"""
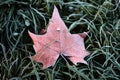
[20, 62, 31, 76]
[1, 62, 9, 74]
[102, 53, 114, 67]
[110, 32, 119, 55]
[88, 21, 98, 34]
[87, 49, 104, 61]
[0, 0, 13, 6]
[62, 72, 73, 78]
[0, 0, 28, 6]
[8, 58, 18, 77]
[110, 65, 119, 77]
[99, 23, 106, 43]
[29, 9, 38, 33]
[68, 15, 87, 31]
[30, 6, 47, 26]
[115, 20, 120, 30]
[46, 71, 53, 80]
[22, 73, 35, 79]
[64, 1, 96, 8]
[109, 55, 120, 70]
[116, 58, 120, 70]
[70, 66, 90, 80]
[6, 6, 15, 48]
[11, 28, 25, 53]
[9, 77, 22, 80]
[9, 23, 16, 41]
[30, 54, 40, 80]
[17, 9, 32, 22]
[0, 43, 8, 67]
[66, 14, 83, 20]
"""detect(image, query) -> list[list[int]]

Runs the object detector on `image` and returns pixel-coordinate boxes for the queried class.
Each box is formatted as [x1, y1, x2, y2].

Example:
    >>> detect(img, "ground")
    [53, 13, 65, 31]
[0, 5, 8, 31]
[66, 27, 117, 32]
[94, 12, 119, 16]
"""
[0, 0, 120, 80]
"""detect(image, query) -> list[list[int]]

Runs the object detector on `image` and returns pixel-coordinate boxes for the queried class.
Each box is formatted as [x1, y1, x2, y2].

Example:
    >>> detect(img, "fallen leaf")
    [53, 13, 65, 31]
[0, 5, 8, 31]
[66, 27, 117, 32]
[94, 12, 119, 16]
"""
[28, 6, 90, 69]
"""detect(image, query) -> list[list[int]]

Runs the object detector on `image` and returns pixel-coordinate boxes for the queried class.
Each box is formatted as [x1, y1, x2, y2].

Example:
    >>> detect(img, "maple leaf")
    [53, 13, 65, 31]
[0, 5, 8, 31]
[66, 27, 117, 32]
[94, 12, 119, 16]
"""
[28, 6, 90, 69]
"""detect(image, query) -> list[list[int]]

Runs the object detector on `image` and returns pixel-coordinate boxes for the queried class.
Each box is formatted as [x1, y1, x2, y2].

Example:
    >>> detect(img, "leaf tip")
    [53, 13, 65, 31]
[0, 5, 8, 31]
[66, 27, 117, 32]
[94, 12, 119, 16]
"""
[52, 5, 60, 20]
[28, 31, 38, 42]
